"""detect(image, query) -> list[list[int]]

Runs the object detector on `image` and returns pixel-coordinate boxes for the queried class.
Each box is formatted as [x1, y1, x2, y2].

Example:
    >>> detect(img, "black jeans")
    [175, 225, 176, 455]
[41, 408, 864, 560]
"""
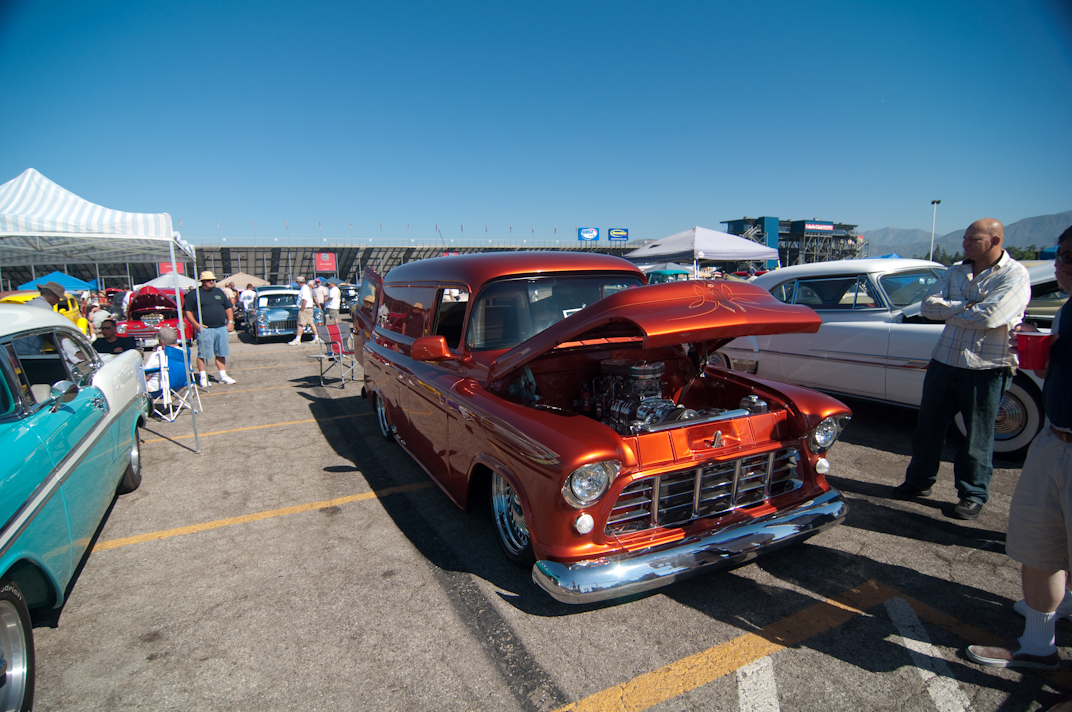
[904, 360, 1012, 503]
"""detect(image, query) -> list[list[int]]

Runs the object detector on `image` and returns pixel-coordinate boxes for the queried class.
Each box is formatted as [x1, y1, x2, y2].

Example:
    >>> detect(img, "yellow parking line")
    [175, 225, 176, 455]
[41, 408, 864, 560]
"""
[200, 385, 295, 396]
[141, 413, 366, 443]
[553, 580, 1011, 712]
[93, 481, 434, 552]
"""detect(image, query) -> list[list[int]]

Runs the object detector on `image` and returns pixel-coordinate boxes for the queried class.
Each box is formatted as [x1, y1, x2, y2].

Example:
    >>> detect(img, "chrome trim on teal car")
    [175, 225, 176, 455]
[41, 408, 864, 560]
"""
[531, 489, 846, 604]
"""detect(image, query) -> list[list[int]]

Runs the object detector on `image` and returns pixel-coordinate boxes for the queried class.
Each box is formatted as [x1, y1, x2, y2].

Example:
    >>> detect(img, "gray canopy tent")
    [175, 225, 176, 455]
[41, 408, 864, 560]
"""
[0, 168, 203, 452]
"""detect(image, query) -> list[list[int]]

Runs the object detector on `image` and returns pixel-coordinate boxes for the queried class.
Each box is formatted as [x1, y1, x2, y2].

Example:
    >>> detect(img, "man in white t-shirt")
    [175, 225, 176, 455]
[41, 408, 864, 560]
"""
[239, 284, 256, 311]
[325, 282, 341, 324]
[289, 276, 319, 345]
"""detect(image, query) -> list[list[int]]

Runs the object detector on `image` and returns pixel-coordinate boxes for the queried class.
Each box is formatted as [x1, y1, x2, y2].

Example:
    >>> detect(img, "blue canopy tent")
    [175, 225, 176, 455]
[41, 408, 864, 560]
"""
[1041, 246, 1058, 260]
[17, 269, 94, 292]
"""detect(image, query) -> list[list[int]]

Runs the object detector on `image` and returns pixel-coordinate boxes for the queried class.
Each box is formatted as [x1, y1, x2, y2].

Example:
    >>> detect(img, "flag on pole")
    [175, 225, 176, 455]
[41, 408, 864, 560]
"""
[217, 220, 219, 229]
[179, 218, 182, 228]
[318, 222, 321, 230]
[461, 224, 463, 232]
[285, 220, 288, 231]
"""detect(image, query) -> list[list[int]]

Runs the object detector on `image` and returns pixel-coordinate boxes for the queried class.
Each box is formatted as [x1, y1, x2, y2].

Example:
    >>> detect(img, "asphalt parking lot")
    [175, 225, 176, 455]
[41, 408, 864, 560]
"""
[30, 324, 1070, 711]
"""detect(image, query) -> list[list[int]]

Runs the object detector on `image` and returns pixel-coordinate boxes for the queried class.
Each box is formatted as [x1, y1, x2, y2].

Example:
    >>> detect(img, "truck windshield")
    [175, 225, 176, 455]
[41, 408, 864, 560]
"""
[466, 273, 643, 350]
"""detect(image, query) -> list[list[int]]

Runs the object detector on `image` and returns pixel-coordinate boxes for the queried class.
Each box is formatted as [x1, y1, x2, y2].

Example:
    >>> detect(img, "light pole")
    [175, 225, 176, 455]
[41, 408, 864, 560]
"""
[929, 200, 941, 261]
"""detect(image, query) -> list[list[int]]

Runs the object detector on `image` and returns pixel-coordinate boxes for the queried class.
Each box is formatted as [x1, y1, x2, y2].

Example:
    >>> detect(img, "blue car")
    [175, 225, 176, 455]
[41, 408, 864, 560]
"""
[0, 304, 149, 712]
[244, 286, 325, 343]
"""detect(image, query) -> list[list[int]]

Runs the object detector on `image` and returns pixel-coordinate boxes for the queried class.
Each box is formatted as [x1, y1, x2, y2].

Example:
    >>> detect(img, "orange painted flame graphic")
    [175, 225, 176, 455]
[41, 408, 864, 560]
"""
[669, 280, 780, 321]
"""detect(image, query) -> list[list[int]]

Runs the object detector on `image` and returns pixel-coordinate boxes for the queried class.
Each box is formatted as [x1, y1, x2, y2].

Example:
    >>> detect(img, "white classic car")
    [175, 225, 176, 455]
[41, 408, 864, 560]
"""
[718, 258, 1047, 457]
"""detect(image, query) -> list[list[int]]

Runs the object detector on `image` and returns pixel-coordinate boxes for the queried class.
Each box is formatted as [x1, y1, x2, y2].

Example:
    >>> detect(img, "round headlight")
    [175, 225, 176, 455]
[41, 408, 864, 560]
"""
[257, 313, 268, 323]
[563, 460, 620, 508]
[116, 323, 127, 333]
[808, 417, 841, 453]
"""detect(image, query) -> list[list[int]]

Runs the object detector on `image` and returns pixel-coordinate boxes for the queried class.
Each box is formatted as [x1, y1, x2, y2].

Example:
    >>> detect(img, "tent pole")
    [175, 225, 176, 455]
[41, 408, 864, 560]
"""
[170, 240, 200, 453]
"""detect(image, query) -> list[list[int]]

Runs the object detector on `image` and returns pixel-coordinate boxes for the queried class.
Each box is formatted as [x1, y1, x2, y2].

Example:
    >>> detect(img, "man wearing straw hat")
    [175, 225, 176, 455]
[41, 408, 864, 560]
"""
[182, 270, 236, 387]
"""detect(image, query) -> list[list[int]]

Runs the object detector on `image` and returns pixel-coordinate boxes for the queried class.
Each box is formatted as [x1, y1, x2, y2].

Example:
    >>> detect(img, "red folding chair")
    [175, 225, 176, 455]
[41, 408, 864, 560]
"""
[310, 323, 357, 388]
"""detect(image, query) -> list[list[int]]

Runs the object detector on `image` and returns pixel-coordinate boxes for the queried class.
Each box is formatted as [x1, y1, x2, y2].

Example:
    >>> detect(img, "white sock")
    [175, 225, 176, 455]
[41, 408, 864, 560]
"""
[199, 370, 207, 379]
[219, 370, 228, 378]
[1019, 605, 1057, 655]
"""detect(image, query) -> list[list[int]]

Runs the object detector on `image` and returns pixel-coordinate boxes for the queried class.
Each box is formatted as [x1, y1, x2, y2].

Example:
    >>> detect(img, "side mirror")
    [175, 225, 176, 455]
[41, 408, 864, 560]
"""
[50, 380, 78, 412]
[411, 336, 455, 362]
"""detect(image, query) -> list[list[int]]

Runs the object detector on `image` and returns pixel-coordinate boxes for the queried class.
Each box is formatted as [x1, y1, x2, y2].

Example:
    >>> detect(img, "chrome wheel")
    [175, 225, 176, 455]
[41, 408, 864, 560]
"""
[955, 378, 1043, 457]
[0, 579, 34, 712]
[118, 430, 142, 494]
[491, 473, 533, 565]
[374, 393, 393, 440]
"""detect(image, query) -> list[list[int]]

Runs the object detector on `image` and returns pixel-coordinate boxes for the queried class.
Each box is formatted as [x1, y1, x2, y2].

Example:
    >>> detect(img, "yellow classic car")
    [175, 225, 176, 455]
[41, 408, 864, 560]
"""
[0, 290, 92, 334]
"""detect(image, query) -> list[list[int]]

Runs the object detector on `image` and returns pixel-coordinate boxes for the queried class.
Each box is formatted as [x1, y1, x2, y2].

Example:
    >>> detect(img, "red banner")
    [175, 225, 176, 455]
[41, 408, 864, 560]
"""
[314, 252, 337, 272]
[159, 262, 185, 275]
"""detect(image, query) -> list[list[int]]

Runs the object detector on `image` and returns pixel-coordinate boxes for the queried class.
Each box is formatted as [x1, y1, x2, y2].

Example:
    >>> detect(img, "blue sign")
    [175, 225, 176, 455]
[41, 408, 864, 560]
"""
[608, 228, 629, 241]
[578, 227, 599, 241]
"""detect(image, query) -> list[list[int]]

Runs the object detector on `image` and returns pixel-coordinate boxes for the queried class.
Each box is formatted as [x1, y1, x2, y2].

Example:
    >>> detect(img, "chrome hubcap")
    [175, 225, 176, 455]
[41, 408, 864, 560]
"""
[995, 392, 1026, 440]
[375, 395, 391, 437]
[492, 475, 529, 555]
[129, 436, 140, 475]
[0, 599, 28, 711]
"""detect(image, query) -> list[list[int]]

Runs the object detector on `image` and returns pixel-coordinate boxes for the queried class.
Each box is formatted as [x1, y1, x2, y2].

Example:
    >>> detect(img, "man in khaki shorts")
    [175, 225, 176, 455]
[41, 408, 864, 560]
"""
[289, 276, 319, 345]
[967, 225, 1072, 688]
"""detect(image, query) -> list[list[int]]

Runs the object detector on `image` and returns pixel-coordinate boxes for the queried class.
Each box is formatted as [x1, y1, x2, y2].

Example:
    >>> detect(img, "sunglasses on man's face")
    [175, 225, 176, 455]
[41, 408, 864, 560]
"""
[1056, 252, 1072, 265]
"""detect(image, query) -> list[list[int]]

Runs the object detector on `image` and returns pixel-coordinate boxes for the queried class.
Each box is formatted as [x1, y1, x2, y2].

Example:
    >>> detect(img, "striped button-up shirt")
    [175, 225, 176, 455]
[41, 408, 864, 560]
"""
[922, 251, 1031, 370]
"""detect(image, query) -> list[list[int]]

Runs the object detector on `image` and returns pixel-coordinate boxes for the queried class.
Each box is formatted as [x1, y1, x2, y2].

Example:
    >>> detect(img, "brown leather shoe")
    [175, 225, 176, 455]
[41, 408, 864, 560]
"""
[966, 640, 1059, 670]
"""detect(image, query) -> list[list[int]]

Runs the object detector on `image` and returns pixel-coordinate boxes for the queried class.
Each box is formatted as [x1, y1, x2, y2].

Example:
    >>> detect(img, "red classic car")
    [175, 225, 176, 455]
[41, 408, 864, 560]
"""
[355, 252, 850, 603]
[115, 286, 196, 349]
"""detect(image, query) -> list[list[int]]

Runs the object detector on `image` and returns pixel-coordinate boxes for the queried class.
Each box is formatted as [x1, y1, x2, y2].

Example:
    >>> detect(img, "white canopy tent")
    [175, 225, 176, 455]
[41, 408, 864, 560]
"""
[0, 168, 202, 452]
[624, 226, 779, 264]
[138, 273, 198, 290]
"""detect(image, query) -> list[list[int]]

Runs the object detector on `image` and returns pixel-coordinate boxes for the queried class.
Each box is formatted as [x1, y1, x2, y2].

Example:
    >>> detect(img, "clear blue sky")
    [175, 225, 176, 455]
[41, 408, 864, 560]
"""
[1, 0, 1070, 244]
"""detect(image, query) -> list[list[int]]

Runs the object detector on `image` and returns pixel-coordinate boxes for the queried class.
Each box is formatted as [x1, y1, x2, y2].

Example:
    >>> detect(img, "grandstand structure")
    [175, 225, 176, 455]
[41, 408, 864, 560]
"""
[722, 217, 865, 266]
[0, 240, 638, 290]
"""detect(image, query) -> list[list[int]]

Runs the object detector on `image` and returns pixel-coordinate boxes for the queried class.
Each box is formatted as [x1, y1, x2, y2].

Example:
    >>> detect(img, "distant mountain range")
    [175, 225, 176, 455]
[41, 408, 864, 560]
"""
[860, 210, 1072, 258]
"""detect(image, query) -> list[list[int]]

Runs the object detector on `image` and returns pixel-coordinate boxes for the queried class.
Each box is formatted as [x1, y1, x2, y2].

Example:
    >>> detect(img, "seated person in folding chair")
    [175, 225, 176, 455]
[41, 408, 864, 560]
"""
[142, 326, 200, 420]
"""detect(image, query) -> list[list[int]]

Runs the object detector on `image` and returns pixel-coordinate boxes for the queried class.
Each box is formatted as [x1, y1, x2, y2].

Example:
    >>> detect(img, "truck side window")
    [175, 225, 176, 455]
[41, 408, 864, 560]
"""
[382, 286, 438, 339]
[433, 289, 470, 351]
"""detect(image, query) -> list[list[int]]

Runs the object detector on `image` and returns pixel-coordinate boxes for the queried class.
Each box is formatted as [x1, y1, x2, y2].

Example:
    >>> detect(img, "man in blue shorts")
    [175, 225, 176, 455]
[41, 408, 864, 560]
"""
[183, 270, 236, 387]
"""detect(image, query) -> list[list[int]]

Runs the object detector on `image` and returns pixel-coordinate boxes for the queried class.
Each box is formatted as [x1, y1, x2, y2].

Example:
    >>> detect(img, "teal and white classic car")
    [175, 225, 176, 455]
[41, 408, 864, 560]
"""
[0, 304, 149, 712]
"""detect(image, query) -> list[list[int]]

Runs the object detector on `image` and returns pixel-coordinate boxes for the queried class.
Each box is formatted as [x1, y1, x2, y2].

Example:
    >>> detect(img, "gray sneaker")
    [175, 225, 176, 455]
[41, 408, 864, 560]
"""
[966, 640, 1059, 670]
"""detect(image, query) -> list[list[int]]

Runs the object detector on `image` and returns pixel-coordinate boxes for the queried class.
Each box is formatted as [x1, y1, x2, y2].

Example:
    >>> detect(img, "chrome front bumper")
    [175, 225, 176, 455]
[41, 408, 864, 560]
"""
[532, 488, 846, 604]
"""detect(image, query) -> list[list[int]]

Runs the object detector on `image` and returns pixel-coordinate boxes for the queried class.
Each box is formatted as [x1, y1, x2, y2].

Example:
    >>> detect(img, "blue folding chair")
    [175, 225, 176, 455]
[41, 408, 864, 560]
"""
[145, 345, 202, 422]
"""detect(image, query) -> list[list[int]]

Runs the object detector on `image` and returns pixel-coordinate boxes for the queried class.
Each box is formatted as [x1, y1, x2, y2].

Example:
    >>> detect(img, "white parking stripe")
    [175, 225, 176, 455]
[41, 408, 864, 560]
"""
[884, 597, 971, 712]
[737, 656, 780, 712]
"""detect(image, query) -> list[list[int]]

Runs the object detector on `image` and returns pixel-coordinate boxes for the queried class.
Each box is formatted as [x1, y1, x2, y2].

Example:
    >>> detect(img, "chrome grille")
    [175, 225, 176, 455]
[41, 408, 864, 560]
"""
[269, 320, 297, 330]
[606, 448, 801, 535]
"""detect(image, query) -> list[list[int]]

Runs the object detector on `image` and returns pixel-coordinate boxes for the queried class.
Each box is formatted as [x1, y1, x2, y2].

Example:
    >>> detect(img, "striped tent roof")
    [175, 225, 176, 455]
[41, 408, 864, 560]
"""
[0, 168, 194, 266]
